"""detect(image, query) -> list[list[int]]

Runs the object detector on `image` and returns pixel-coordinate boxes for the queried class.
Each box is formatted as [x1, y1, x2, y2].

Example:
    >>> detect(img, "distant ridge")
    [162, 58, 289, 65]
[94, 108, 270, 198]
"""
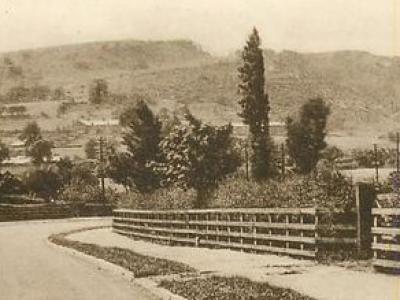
[0, 38, 399, 131]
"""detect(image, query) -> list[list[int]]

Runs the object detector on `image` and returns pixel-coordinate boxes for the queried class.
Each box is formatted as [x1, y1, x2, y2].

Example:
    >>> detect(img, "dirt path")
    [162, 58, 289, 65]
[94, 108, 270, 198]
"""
[70, 228, 400, 300]
[0, 219, 154, 300]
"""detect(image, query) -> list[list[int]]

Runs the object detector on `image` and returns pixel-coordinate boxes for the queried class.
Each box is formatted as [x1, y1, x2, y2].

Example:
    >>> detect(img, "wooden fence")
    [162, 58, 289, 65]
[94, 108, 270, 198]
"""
[372, 208, 400, 270]
[113, 208, 357, 260]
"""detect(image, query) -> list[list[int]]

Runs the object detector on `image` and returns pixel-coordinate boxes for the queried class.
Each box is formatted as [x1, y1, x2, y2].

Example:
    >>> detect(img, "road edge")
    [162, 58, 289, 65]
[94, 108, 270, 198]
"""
[47, 227, 186, 300]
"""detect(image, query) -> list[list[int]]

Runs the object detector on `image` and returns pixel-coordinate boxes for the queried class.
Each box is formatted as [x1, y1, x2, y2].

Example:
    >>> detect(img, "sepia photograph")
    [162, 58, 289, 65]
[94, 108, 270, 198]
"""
[0, 0, 399, 299]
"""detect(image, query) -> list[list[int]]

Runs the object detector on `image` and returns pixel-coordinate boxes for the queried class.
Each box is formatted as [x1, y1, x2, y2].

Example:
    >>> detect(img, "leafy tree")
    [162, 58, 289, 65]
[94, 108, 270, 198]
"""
[54, 157, 74, 186]
[0, 141, 9, 166]
[70, 163, 98, 186]
[153, 112, 241, 208]
[23, 167, 62, 200]
[158, 107, 181, 137]
[89, 79, 108, 104]
[84, 138, 98, 159]
[0, 171, 25, 196]
[238, 27, 275, 180]
[286, 98, 330, 174]
[28, 139, 54, 165]
[108, 101, 162, 193]
[52, 87, 66, 100]
[19, 121, 42, 148]
[106, 152, 133, 190]
[321, 146, 344, 164]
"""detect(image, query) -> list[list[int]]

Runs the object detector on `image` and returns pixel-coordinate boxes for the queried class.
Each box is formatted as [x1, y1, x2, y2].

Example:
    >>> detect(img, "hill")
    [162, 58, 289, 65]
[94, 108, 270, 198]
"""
[1, 39, 400, 134]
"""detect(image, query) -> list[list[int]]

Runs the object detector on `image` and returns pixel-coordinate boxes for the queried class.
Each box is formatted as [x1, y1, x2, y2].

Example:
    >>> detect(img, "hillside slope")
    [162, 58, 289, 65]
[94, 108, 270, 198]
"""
[0, 39, 399, 132]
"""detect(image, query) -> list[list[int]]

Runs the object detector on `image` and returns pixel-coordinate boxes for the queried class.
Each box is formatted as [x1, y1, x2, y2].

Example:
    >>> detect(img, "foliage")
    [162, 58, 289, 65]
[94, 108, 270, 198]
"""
[351, 147, 393, 168]
[54, 157, 74, 185]
[160, 276, 316, 300]
[157, 107, 181, 137]
[152, 112, 241, 208]
[0, 171, 26, 196]
[20, 122, 54, 165]
[89, 78, 109, 104]
[22, 167, 63, 200]
[106, 152, 132, 189]
[56, 161, 101, 203]
[117, 187, 196, 210]
[58, 184, 103, 204]
[69, 163, 99, 187]
[321, 145, 344, 164]
[21, 160, 98, 201]
[84, 138, 98, 159]
[108, 100, 162, 193]
[213, 166, 355, 212]
[286, 98, 330, 174]
[237, 27, 275, 180]
[19, 121, 42, 148]
[27, 139, 54, 165]
[0, 140, 10, 165]
[3, 85, 54, 103]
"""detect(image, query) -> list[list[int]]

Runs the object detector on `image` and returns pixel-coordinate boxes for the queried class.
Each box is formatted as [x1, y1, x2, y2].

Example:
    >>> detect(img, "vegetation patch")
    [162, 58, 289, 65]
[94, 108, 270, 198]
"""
[159, 275, 316, 300]
[49, 228, 196, 278]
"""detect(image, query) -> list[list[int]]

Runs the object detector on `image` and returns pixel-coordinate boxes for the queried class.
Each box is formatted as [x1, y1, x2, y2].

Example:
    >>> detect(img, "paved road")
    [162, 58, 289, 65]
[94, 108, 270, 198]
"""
[0, 218, 153, 300]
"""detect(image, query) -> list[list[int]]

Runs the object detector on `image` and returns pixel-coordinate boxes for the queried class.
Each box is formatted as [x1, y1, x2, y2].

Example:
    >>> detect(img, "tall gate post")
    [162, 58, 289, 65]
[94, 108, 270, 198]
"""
[355, 182, 376, 257]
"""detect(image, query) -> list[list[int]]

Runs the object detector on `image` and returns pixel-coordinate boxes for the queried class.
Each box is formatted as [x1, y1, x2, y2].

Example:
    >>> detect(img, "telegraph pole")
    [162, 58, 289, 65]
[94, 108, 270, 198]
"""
[98, 137, 106, 205]
[281, 143, 285, 180]
[374, 144, 379, 185]
[396, 132, 399, 174]
[244, 142, 249, 181]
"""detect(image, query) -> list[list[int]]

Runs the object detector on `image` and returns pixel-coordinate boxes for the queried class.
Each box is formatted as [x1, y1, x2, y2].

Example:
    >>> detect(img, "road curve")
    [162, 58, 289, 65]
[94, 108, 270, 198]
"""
[0, 218, 153, 300]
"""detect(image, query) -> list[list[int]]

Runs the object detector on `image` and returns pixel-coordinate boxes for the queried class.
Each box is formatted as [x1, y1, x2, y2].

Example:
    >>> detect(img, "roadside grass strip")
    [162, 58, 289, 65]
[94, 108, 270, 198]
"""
[48, 228, 196, 278]
[159, 276, 316, 300]
[49, 227, 316, 299]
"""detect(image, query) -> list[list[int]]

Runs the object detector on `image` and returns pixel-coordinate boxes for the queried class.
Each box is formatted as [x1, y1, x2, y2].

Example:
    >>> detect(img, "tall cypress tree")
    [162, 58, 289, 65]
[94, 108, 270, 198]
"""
[238, 28, 275, 180]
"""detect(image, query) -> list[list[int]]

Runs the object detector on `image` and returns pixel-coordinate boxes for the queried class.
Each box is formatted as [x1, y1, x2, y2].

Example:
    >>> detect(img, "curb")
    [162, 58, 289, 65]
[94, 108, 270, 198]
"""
[47, 232, 186, 300]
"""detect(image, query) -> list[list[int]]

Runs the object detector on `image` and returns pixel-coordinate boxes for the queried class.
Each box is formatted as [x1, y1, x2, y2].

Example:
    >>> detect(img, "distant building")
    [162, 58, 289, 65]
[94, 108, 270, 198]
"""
[78, 119, 119, 127]
[2, 156, 31, 166]
[9, 140, 25, 148]
[232, 121, 286, 138]
[335, 156, 359, 170]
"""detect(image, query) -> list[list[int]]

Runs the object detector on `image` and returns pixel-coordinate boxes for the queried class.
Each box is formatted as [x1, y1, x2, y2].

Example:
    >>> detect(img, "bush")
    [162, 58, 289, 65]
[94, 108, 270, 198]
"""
[22, 167, 62, 200]
[117, 187, 196, 210]
[212, 169, 355, 212]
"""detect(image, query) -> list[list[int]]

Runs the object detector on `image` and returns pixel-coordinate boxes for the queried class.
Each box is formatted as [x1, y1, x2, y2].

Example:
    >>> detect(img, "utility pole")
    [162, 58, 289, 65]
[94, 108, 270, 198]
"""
[244, 142, 249, 181]
[396, 132, 399, 174]
[281, 143, 285, 180]
[374, 144, 379, 185]
[98, 137, 106, 205]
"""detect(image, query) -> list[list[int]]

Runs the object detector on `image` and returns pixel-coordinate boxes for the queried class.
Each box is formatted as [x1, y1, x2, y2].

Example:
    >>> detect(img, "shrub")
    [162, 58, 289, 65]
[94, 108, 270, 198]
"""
[212, 168, 355, 212]
[22, 167, 62, 200]
[117, 187, 196, 210]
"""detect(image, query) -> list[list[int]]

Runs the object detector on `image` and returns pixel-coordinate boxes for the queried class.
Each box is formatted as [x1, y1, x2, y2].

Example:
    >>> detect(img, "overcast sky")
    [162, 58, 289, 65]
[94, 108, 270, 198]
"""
[0, 0, 399, 56]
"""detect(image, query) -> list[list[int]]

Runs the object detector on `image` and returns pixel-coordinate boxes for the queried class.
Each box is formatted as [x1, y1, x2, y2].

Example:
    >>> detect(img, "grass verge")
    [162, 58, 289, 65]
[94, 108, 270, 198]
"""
[159, 275, 317, 300]
[48, 227, 196, 278]
[50, 227, 316, 299]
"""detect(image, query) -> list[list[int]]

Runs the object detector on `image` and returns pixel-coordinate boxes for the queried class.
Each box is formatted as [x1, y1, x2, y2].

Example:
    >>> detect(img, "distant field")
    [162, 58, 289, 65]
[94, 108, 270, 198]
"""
[274, 134, 394, 151]
[341, 168, 394, 183]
